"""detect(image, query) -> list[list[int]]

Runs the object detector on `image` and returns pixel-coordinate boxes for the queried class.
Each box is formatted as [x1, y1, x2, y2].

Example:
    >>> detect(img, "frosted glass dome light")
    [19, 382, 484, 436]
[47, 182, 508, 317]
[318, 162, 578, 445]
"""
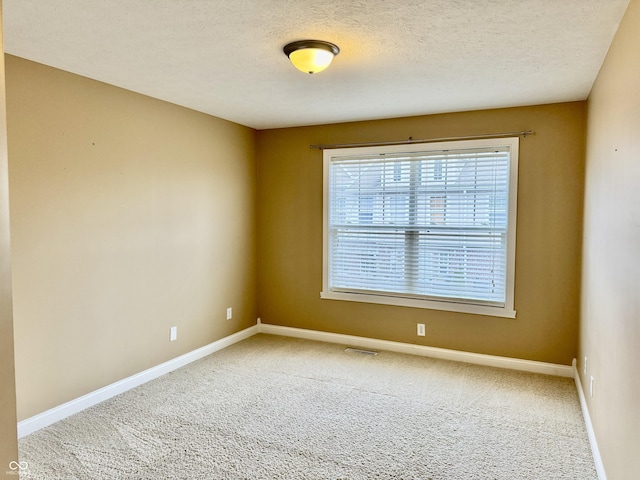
[283, 40, 340, 74]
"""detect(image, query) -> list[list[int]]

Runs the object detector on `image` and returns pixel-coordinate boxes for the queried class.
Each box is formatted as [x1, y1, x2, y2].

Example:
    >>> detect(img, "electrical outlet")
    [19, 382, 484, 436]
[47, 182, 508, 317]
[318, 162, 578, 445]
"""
[170, 326, 177, 342]
[584, 356, 587, 376]
[226, 307, 233, 320]
[417, 323, 425, 336]
[590, 376, 594, 398]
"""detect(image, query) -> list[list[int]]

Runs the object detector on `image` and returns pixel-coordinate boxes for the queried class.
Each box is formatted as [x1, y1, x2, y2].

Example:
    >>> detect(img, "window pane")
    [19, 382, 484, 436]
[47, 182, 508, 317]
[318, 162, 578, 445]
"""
[325, 140, 516, 311]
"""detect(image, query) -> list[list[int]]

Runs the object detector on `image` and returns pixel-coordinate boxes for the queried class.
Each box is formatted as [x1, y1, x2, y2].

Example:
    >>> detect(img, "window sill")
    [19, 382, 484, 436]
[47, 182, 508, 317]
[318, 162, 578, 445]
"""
[320, 291, 516, 319]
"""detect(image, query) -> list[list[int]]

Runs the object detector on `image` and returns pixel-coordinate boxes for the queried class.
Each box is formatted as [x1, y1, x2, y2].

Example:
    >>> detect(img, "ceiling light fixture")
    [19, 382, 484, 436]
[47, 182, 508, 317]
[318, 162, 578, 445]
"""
[283, 40, 340, 74]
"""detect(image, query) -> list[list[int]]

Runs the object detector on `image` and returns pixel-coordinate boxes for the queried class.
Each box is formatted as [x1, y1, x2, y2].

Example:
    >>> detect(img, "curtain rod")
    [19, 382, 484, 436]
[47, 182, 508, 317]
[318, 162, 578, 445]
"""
[309, 130, 534, 150]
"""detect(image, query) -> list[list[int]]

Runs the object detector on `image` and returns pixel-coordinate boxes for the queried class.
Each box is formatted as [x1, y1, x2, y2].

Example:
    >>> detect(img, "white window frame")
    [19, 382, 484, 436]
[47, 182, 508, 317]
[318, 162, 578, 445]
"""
[321, 137, 519, 318]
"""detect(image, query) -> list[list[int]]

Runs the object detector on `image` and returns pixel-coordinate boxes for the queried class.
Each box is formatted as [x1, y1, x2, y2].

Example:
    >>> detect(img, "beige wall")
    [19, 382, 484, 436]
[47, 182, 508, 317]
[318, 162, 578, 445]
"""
[6, 55, 258, 420]
[580, 0, 640, 478]
[0, 5, 19, 478]
[257, 102, 586, 365]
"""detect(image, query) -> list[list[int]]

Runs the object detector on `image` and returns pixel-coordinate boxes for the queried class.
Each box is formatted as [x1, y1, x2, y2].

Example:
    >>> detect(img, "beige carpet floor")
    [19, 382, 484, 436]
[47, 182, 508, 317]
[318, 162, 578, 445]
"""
[19, 334, 596, 479]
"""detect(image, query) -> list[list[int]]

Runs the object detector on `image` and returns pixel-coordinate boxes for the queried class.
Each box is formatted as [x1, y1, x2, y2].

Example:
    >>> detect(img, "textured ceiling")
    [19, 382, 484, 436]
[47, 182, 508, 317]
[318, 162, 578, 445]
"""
[3, 0, 630, 130]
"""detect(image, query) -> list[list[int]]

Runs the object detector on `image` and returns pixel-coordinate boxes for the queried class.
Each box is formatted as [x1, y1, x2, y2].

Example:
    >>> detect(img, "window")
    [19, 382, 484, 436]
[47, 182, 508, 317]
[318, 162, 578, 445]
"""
[321, 137, 519, 318]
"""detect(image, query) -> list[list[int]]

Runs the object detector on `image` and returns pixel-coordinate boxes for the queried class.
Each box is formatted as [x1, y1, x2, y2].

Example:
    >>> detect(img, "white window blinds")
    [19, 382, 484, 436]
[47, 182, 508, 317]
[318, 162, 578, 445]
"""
[322, 138, 519, 317]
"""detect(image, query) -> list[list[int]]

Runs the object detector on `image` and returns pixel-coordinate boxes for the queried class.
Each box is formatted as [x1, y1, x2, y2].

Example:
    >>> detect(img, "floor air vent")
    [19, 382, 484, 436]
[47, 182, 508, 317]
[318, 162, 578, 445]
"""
[345, 347, 378, 356]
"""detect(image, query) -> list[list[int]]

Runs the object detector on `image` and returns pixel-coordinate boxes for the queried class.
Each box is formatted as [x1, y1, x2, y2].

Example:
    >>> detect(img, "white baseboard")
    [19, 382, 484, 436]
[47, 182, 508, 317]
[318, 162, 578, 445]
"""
[573, 360, 607, 480]
[257, 323, 574, 378]
[18, 325, 259, 438]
